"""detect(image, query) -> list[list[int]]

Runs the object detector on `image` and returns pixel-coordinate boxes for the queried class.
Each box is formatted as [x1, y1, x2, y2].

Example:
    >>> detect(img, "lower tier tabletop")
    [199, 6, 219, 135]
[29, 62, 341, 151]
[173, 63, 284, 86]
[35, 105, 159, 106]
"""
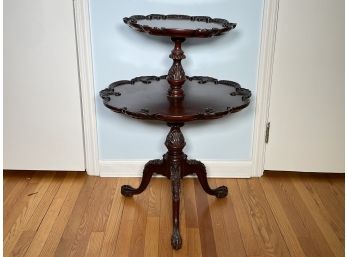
[99, 75, 251, 122]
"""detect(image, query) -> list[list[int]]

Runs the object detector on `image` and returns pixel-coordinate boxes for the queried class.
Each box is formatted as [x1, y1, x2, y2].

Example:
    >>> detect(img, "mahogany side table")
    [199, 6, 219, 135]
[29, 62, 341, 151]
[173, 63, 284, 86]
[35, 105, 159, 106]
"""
[99, 14, 251, 250]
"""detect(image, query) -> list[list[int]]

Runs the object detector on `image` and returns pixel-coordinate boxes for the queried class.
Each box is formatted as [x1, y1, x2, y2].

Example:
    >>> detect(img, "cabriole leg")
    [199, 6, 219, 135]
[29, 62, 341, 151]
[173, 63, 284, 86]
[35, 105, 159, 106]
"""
[184, 160, 228, 198]
[121, 159, 163, 197]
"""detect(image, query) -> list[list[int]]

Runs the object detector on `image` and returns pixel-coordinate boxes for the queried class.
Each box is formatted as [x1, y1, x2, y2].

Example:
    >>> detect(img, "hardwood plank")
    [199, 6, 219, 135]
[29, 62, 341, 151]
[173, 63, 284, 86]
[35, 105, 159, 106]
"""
[3, 173, 54, 238]
[144, 217, 160, 257]
[290, 173, 344, 217]
[187, 228, 202, 257]
[194, 179, 218, 257]
[3, 171, 345, 257]
[7, 230, 36, 257]
[23, 172, 76, 257]
[4, 171, 34, 199]
[263, 174, 326, 257]
[213, 179, 246, 257]
[147, 178, 162, 217]
[99, 178, 126, 257]
[112, 179, 138, 257]
[304, 174, 344, 231]
[260, 176, 307, 257]
[238, 179, 291, 257]
[84, 232, 104, 257]
[54, 175, 97, 257]
[4, 171, 35, 215]
[265, 173, 336, 257]
[7, 172, 67, 257]
[326, 174, 344, 196]
[128, 178, 151, 257]
[67, 178, 117, 257]
[183, 178, 199, 228]
[183, 178, 203, 257]
[227, 179, 261, 257]
[207, 181, 232, 257]
[290, 174, 344, 257]
[24, 173, 66, 231]
[38, 173, 86, 257]
[4, 172, 57, 256]
[92, 178, 119, 232]
[158, 180, 173, 257]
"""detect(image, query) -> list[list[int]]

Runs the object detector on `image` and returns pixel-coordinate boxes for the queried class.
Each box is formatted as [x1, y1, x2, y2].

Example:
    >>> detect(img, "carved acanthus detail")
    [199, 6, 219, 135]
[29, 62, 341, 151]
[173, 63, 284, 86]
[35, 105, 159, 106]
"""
[167, 62, 185, 82]
[165, 127, 186, 149]
[167, 38, 186, 99]
[169, 48, 185, 60]
[170, 165, 181, 202]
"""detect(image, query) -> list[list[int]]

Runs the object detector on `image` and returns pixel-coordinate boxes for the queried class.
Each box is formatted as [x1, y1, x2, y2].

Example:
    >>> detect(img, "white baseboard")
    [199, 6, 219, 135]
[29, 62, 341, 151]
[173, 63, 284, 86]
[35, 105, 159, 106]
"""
[99, 160, 252, 178]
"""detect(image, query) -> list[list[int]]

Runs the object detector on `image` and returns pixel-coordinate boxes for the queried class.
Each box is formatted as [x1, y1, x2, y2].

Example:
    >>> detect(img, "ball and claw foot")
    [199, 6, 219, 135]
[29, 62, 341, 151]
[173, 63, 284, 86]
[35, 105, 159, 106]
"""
[214, 186, 228, 198]
[171, 228, 182, 250]
[121, 185, 136, 197]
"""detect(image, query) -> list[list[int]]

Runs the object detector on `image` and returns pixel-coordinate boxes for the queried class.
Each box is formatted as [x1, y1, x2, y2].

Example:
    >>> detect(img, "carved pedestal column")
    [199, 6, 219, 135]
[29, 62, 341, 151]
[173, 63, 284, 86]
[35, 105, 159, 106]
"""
[164, 123, 185, 249]
[167, 37, 186, 100]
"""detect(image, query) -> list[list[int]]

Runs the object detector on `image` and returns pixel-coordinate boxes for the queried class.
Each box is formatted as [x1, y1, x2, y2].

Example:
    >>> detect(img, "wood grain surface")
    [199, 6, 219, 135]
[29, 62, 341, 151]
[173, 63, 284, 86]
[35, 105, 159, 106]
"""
[3, 171, 344, 257]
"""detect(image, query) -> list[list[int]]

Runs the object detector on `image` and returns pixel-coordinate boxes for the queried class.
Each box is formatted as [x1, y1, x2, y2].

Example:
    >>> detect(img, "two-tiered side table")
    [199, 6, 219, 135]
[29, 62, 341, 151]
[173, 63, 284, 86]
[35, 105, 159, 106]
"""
[99, 14, 251, 250]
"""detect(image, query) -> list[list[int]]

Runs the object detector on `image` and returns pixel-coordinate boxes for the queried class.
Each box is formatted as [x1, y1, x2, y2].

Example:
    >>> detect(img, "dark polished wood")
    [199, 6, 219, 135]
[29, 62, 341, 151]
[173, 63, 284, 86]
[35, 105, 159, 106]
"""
[184, 160, 228, 198]
[167, 37, 186, 100]
[123, 14, 236, 38]
[100, 75, 251, 122]
[120, 123, 228, 249]
[100, 14, 246, 250]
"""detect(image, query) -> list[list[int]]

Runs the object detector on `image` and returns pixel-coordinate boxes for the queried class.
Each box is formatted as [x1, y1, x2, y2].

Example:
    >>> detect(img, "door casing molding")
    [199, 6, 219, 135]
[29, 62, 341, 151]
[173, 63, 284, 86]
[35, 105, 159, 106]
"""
[74, 0, 279, 177]
[251, 0, 280, 176]
[73, 0, 99, 175]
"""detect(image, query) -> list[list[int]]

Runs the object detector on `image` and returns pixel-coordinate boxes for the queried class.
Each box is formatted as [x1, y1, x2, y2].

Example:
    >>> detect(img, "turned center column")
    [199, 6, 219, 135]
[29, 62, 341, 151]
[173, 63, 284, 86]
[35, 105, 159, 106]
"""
[167, 37, 186, 100]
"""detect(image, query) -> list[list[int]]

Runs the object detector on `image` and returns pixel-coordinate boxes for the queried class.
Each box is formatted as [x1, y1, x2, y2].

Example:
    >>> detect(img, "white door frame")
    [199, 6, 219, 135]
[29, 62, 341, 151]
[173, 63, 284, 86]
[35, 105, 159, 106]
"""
[73, 0, 279, 177]
[251, 0, 279, 176]
[73, 0, 99, 175]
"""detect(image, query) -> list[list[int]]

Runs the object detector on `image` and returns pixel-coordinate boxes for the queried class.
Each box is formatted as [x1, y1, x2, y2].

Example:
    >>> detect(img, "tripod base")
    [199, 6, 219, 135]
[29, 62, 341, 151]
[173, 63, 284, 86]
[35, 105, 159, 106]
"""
[121, 123, 228, 250]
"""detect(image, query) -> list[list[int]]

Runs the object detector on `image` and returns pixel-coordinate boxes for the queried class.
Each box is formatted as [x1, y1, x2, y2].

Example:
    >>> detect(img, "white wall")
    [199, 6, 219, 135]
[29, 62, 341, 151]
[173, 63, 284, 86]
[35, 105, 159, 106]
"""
[4, 0, 85, 170]
[89, 0, 264, 162]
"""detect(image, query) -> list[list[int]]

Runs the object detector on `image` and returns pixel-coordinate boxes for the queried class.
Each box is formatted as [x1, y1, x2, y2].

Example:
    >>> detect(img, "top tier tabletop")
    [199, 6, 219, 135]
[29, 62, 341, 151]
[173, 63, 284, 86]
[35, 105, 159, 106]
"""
[123, 14, 236, 38]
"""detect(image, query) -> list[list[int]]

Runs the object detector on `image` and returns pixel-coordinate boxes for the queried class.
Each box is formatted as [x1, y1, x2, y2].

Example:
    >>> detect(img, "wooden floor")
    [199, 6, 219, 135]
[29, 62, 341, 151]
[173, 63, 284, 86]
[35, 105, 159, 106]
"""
[3, 171, 344, 257]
